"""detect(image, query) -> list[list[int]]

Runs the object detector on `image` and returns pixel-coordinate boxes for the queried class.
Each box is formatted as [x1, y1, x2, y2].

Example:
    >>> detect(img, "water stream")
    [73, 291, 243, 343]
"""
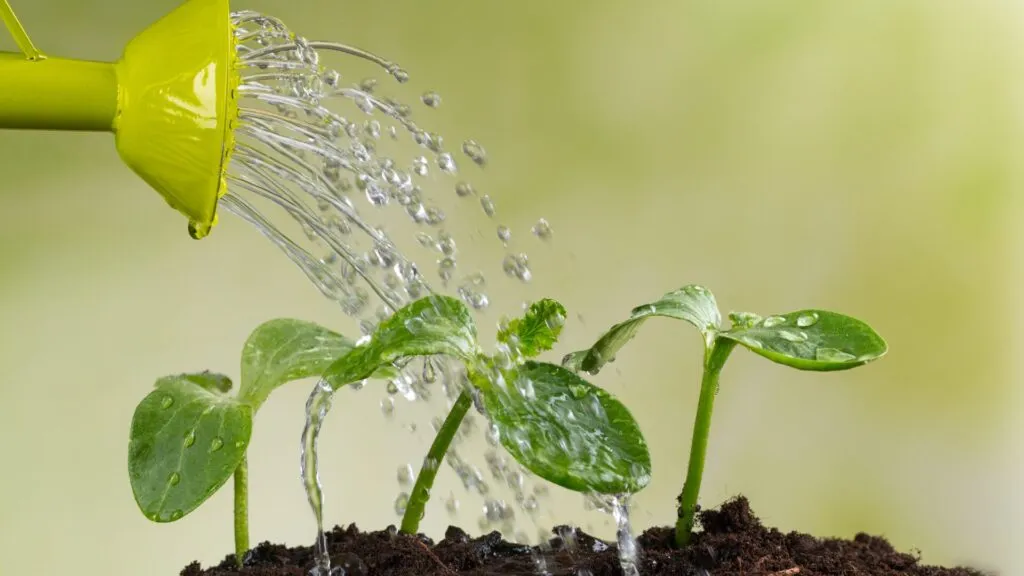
[226, 10, 638, 576]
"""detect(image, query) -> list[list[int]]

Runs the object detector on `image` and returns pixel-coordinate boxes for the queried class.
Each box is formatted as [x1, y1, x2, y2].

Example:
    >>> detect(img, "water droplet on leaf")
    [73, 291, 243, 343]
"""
[160, 396, 174, 409]
[797, 313, 819, 328]
[762, 316, 786, 328]
[168, 472, 181, 486]
[210, 437, 224, 452]
[184, 431, 196, 448]
[815, 347, 856, 362]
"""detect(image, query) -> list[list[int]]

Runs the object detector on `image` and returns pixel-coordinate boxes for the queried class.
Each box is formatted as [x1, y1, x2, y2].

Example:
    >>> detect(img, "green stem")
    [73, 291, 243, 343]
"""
[675, 338, 736, 547]
[400, 390, 472, 534]
[233, 455, 250, 568]
[0, 0, 43, 60]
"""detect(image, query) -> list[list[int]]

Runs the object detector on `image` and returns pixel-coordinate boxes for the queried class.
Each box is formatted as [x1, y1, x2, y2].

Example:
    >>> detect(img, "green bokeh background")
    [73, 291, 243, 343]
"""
[1, 1, 1021, 574]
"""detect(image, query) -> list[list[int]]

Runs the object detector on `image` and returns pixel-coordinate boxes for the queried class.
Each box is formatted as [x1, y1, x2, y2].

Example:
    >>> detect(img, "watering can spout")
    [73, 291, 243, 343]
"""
[0, 0, 237, 239]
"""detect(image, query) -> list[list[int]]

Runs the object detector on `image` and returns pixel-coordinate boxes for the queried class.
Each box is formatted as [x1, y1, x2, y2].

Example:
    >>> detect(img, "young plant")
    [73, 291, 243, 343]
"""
[128, 319, 358, 567]
[319, 295, 652, 535]
[562, 284, 888, 547]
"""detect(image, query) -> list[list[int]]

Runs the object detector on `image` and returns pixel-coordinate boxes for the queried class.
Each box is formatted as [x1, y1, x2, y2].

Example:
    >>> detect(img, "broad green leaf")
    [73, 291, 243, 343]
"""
[128, 373, 252, 523]
[481, 361, 651, 494]
[720, 309, 888, 371]
[324, 295, 479, 386]
[497, 299, 567, 358]
[238, 318, 354, 407]
[562, 285, 721, 375]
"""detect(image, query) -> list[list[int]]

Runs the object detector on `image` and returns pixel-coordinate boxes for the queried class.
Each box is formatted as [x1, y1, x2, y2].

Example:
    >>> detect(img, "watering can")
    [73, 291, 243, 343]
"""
[0, 0, 239, 239]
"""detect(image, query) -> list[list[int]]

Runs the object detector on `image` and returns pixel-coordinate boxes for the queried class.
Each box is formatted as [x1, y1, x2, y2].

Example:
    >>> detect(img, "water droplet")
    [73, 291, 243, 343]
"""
[437, 232, 456, 256]
[323, 70, 340, 87]
[797, 313, 820, 328]
[183, 430, 196, 448]
[391, 67, 410, 83]
[210, 437, 224, 452]
[502, 253, 532, 282]
[480, 195, 496, 217]
[462, 140, 487, 166]
[455, 182, 475, 197]
[394, 492, 410, 515]
[762, 316, 786, 328]
[397, 464, 415, 486]
[531, 218, 552, 240]
[438, 153, 457, 173]
[422, 359, 437, 383]
[496, 225, 511, 244]
[446, 495, 460, 516]
[160, 396, 174, 409]
[380, 397, 395, 417]
[779, 330, 808, 343]
[167, 472, 181, 486]
[421, 91, 441, 108]
[815, 347, 856, 362]
[438, 257, 457, 282]
[412, 156, 429, 176]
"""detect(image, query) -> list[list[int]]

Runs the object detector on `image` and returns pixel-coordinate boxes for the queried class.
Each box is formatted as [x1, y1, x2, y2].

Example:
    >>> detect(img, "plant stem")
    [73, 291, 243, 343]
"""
[675, 338, 736, 547]
[400, 390, 472, 534]
[233, 455, 250, 568]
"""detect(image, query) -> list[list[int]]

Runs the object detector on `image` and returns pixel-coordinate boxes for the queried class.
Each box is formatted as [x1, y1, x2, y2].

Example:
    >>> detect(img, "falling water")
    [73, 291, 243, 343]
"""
[611, 496, 640, 576]
[300, 380, 335, 576]
[222, 10, 638, 576]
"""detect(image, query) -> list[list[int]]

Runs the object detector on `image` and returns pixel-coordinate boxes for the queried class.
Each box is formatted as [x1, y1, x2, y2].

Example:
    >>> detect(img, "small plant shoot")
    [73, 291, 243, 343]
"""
[318, 296, 651, 535]
[128, 319, 354, 566]
[563, 284, 887, 546]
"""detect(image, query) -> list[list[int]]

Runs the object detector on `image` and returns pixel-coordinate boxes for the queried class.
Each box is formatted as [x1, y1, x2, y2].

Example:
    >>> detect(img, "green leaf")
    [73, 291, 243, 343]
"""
[562, 285, 721, 375]
[497, 298, 567, 358]
[720, 309, 888, 371]
[128, 373, 252, 523]
[324, 295, 480, 386]
[238, 318, 354, 407]
[480, 361, 651, 494]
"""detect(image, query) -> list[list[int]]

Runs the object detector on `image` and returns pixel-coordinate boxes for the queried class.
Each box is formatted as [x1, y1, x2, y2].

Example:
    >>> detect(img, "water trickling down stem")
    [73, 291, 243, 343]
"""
[675, 338, 736, 547]
[400, 391, 472, 534]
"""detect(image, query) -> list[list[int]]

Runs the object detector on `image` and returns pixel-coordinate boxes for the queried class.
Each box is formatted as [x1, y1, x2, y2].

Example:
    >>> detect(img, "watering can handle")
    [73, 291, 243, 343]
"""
[1, 0, 42, 60]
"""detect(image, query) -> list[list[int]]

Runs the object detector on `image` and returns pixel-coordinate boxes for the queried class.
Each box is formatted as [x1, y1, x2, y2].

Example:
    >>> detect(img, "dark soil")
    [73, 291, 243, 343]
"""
[182, 496, 989, 576]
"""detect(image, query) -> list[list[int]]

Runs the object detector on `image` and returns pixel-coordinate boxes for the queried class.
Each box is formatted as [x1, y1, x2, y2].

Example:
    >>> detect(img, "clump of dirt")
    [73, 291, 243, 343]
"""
[182, 496, 989, 575]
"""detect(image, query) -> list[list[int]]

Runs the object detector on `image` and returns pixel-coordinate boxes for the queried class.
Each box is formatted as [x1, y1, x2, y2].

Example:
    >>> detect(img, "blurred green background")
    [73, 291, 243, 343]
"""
[1, 1, 1022, 574]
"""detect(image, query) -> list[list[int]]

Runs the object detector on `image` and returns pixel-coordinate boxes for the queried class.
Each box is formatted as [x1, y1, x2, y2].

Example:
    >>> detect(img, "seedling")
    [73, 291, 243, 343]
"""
[318, 295, 652, 535]
[562, 284, 888, 547]
[127, 319, 362, 567]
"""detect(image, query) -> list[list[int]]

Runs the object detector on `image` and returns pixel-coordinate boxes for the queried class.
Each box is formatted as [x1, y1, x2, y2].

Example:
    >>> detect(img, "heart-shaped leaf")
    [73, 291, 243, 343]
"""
[128, 373, 252, 522]
[480, 361, 651, 494]
[720, 309, 888, 371]
[497, 298, 567, 358]
[562, 285, 720, 375]
[324, 295, 480, 386]
[238, 318, 354, 407]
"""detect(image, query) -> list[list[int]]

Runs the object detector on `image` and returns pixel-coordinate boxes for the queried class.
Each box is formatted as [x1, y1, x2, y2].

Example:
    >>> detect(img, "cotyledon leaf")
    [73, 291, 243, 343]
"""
[324, 295, 480, 387]
[720, 309, 888, 371]
[562, 284, 721, 375]
[497, 298, 567, 358]
[238, 318, 355, 408]
[128, 373, 252, 523]
[480, 361, 651, 495]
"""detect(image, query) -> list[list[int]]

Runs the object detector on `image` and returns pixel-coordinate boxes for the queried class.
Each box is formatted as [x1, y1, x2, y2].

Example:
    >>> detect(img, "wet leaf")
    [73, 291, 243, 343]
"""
[238, 318, 354, 407]
[324, 295, 480, 386]
[562, 285, 720, 375]
[497, 298, 567, 358]
[721, 310, 887, 371]
[481, 361, 651, 494]
[128, 373, 252, 523]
